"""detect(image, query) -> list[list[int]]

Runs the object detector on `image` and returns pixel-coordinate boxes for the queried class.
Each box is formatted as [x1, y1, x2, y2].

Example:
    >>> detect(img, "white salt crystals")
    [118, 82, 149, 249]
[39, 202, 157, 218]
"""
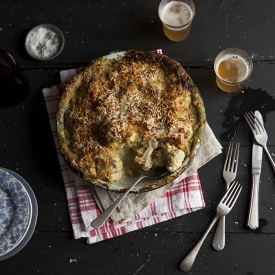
[25, 25, 64, 60]
[28, 27, 59, 58]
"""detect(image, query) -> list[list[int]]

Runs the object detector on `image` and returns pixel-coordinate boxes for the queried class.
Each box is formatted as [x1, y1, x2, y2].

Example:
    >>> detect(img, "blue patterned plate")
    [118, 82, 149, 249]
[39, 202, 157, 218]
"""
[0, 169, 31, 256]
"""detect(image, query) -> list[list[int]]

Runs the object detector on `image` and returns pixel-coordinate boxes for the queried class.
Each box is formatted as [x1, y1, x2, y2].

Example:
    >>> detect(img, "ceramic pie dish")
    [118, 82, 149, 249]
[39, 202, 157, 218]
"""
[56, 50, 206, 193]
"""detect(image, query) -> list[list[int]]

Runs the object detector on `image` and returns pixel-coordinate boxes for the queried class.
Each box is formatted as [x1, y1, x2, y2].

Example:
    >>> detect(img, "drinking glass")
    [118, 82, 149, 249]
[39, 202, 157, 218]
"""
[158, 0, 196, 42]
[214, 48, 253, 93]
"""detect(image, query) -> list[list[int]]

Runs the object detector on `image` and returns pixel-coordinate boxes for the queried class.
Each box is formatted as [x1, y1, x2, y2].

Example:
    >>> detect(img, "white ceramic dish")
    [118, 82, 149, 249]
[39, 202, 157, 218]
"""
[0, 168, 38, 261]
[0, 168, 31, 256]
[24, 24, 65, 61]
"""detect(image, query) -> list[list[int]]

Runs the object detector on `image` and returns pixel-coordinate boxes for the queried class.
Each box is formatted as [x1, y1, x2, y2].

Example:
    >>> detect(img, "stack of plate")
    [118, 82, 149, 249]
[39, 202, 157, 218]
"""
[0, 168, 38, 261]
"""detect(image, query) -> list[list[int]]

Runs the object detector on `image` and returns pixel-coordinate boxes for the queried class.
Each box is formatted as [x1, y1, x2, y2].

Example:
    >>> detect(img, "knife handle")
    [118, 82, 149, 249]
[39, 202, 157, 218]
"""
[247, 172, 260, 230]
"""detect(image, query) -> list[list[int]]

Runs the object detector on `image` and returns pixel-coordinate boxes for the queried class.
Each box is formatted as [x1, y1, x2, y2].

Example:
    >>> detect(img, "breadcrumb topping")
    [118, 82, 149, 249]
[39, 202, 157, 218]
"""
[57, 50, 206, 183]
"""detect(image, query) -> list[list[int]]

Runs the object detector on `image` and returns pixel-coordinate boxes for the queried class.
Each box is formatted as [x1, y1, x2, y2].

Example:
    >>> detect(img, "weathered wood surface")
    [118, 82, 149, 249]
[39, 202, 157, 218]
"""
[1, 0, 275, 274]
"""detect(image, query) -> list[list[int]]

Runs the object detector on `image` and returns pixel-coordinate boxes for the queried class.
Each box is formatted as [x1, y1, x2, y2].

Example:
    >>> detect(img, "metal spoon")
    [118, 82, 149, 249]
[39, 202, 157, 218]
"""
[91, 167, 167, 229]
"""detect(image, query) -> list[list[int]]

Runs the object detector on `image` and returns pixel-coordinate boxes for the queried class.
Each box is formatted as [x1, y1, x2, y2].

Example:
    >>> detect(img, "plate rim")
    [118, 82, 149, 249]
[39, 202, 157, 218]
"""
[0, 168, 32, 256]
[0, 168, 38, 261]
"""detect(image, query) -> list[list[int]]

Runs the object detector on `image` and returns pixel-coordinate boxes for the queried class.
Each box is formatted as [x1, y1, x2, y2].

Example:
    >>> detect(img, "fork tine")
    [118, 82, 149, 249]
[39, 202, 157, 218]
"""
[222, 181, 242, 208]
[231, 142, 240, 173]
[244, 111, 265, 134]
[223, 142, 233, 172]
[249, 111, 265, 133]
[228, 142, 236, 172]
[222, 181, 238, 203]
[228, 182, 242, 208]
[244, 112, 256, 133]
[247, 111, 262, 133]
[224, 142, 239, 173]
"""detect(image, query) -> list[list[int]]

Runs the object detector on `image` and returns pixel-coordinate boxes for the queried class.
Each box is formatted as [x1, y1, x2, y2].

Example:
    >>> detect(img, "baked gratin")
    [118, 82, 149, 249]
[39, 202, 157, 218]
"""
[57, 50, 206, 189]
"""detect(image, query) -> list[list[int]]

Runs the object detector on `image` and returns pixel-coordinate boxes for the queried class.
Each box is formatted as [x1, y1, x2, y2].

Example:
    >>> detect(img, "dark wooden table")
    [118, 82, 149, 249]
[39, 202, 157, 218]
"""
[1, 0, 275, 274]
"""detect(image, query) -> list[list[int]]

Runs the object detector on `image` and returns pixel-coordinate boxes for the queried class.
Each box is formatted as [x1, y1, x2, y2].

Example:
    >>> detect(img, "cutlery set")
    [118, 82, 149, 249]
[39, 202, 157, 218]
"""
[180, 181, 242, 272]
[179, 110, 274, 272]
[89, 109, 273, 272]
[212, 141, 240, 250]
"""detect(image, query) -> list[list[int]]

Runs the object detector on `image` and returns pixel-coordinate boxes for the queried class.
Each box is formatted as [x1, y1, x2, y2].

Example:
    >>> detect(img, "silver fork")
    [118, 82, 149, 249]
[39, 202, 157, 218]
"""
[244, 111, 275, 173]
[179, 181, 242, 272]
[212, 141, 240, 250]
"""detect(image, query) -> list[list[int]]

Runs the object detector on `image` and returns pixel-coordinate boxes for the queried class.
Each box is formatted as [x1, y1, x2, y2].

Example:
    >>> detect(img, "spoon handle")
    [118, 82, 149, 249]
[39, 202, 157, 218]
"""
[91, 174, 145, 229]
[180, 215, 219, 272]
[212, 215, 225, 250]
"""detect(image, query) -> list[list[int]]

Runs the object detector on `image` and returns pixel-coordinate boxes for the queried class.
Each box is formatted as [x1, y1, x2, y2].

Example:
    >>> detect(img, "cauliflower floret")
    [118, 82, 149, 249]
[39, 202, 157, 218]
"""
[95, 153, 123, 182]
[152, 148, 165, 168]
[164, 143, 186, 172]
[135, 150, 153, 170]
[134, 140, 158, 170]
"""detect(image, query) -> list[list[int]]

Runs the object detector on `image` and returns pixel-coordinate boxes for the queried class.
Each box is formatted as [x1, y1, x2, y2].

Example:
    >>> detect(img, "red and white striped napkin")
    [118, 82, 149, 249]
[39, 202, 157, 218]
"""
[42, 56, 222, 244]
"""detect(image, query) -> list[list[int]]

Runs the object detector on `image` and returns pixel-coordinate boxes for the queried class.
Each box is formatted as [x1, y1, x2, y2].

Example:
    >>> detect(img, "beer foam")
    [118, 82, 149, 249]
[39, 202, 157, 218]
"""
[161, 1, 192, 27]
[218, 54, 249, 83]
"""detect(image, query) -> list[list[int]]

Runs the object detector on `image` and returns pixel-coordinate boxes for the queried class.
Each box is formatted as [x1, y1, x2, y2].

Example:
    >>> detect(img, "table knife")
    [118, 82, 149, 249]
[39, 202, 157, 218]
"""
[247, 110, 263, 229]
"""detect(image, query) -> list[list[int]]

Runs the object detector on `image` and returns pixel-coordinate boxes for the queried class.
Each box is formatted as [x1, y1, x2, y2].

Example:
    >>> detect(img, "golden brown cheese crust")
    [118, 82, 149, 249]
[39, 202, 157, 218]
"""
[57, 50, 206, 184]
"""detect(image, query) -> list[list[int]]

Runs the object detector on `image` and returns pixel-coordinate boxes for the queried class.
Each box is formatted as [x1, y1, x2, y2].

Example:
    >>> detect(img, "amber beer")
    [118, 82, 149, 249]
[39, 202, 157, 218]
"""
[158, 0, 196, 42]
[214, 48, 253, 92]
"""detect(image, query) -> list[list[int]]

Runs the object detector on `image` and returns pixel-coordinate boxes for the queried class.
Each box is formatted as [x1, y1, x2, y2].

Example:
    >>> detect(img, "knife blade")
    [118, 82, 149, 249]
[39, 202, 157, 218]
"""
[247, 110, 263, 229]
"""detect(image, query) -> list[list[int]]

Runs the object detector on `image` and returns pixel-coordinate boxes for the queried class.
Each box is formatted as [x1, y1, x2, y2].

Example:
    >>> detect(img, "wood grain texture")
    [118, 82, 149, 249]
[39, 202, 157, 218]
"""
[1, 0, 275, 66]
[1, 0, 275, 274]
[1, 232, 275, 275]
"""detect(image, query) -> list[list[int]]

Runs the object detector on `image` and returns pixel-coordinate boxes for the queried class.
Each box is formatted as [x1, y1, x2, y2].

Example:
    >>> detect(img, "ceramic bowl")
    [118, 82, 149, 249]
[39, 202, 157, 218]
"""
[24, 24, 65, 61]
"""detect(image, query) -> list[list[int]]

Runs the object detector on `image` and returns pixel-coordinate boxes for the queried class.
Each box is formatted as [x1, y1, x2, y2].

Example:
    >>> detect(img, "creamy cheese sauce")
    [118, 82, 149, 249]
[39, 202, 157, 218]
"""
[59, 51, 205, 183]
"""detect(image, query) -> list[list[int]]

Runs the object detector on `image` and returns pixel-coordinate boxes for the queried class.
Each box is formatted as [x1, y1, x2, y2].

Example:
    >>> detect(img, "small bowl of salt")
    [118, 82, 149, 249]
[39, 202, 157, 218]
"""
[25, 24, 65, 61]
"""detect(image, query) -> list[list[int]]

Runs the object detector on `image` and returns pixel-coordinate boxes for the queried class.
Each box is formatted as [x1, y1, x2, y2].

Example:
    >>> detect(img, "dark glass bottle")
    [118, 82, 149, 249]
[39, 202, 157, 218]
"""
[0, 49, 30, 106]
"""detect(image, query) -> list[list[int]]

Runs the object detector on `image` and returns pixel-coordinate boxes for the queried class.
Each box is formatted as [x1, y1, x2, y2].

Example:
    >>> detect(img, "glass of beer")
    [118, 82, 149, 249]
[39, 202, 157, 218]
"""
[214, 48, 253, 93]
[158, 0, 196, 42]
